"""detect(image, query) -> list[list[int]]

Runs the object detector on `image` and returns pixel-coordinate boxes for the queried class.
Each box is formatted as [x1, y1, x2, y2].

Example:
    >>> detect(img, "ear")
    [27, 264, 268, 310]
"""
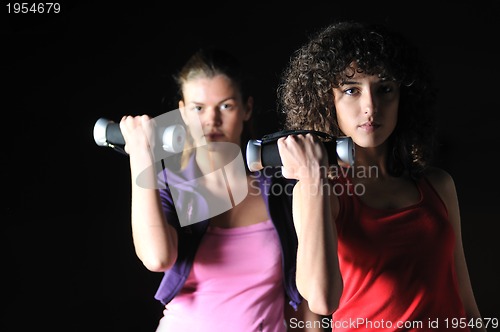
[244, 96, 254, 121]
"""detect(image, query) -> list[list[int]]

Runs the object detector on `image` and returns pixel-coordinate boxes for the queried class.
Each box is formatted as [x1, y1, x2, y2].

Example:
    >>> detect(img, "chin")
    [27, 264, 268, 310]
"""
[203, 141, 227, 152]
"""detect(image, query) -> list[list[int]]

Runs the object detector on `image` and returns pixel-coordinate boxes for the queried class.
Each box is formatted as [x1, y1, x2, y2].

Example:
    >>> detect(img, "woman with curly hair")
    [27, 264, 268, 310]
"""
[276, 21, 485, 331]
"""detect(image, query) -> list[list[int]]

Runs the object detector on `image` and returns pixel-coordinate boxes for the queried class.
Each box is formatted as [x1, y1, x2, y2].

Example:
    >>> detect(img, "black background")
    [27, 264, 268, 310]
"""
[3, 1, 499, 331]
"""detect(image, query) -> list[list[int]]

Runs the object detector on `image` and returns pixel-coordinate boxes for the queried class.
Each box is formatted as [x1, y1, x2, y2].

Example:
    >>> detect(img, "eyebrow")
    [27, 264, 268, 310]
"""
[187, 97, 236, 106]
[339, 80, 360, 85]
[339, 78, 391, 86]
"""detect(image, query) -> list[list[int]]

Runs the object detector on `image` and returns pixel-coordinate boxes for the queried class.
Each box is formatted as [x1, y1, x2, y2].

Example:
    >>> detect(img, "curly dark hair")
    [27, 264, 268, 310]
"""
[277, 20, 438, 178]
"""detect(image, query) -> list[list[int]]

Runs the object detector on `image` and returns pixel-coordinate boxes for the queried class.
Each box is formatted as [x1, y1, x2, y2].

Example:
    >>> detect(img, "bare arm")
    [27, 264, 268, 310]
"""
[426, 168, 485, 332]
[278, 134, 343, 315]
[120, 115, 178, 272]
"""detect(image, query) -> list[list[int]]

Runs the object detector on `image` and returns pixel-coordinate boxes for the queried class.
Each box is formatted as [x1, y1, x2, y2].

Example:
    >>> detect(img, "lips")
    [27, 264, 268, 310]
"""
[359, 121, 380, 131]
[205, 132, 224, 140]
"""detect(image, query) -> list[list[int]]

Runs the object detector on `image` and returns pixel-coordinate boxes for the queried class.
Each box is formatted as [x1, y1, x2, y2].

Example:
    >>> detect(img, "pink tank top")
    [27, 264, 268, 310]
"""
[156, 219, 286, 332]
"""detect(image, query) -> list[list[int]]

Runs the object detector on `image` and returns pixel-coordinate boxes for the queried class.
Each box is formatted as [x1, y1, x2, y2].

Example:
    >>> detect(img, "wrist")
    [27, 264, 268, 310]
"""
[297, 176, 329, 196]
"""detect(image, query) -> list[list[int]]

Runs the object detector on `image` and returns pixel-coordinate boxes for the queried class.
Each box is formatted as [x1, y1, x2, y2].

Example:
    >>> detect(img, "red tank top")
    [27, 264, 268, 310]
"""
[331, 175, 469, 331]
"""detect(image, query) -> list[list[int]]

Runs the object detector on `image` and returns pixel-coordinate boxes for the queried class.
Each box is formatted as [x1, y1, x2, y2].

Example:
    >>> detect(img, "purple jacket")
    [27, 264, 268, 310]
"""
[154, 154, 302, 310]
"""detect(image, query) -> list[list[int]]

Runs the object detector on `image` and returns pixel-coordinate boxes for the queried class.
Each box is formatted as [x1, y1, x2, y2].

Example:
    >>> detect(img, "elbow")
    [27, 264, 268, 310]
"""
[301, 280, 343, 316]
[308, 303, 335, 317]
[139, 252, 177, 273]
[143, 259, 174, 272]
[134, 234, 178, 272]
[308, 291, 342, 316]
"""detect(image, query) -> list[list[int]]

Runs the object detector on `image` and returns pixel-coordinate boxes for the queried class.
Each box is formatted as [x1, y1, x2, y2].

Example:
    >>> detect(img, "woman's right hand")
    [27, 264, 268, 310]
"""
[277, 133, 329, 182]
[119, 114, 155, 155]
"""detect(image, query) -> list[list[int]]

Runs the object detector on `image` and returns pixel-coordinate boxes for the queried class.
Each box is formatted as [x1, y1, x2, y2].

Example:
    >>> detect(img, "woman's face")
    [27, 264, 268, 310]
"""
[179, 74, 252, 148]
[333, 71, 400, 149]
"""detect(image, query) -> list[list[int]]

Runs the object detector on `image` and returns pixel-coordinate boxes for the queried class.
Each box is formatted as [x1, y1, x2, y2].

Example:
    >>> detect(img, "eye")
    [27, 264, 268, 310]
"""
[191, 105, 203, 113]
[377, 82, 399, 96]
[220, 103, 234, 111]
[343, 87, 358, 96]
[378, 84, 393, 94]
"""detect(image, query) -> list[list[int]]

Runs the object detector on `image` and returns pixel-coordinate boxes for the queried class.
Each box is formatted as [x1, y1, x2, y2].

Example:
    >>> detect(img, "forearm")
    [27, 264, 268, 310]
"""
[294, 179, 342, 315]
[129, 149, 178, 272]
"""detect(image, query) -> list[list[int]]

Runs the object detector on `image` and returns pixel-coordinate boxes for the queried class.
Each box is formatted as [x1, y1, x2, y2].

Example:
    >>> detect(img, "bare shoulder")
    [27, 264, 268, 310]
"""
[423, 166, 454, 186]
[422, 166, 458, 204]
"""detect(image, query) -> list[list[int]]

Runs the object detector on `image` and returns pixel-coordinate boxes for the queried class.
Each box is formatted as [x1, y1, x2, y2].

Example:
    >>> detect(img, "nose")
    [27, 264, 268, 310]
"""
[363, 91, 377, 116]
[202, 107, 222, 127]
